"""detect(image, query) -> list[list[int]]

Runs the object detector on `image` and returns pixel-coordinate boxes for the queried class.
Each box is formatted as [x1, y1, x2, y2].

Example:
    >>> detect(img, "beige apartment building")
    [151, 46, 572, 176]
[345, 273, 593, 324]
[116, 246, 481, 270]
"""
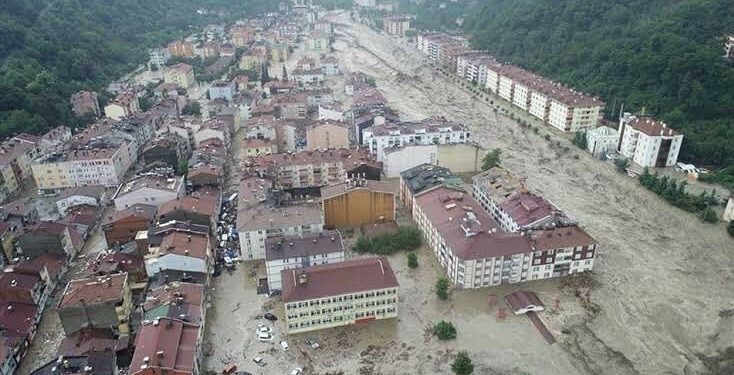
[32, 143, 131, 192]
[306, 121, 350, 151]
[164, 63, 196, 88]
[282, 257, 399, 334]
[383, 15, 411, 36]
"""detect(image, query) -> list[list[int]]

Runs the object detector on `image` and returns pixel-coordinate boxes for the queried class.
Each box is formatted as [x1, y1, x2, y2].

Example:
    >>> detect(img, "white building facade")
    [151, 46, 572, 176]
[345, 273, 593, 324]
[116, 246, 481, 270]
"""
[617, 113, 683, 167]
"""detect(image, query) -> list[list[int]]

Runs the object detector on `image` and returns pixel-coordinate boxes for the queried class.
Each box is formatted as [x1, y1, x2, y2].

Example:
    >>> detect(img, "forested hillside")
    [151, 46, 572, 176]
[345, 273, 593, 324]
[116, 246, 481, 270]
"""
[461, 0, 734, 169]
[0, 0, 275, 137]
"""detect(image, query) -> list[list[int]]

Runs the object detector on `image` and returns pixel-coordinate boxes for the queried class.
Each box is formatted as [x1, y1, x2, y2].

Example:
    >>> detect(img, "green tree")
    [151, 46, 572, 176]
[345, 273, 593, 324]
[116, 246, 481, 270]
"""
[407, 251, 418, 268]
[572, 131, 587, 149]
[433, 320, 457, 340]
[436, 277, 450, 300]
[452, 351, 474, 375]
[181, 101, 201, 116]
[352, 227, 422, 255]
[614, 158, 629, 173]
[701, 206, 719, 223]
[481, 148, 502, 170]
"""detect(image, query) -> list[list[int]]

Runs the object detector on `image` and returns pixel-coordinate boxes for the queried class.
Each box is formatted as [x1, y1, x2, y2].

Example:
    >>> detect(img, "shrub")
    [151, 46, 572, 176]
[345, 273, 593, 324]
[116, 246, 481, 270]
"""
[701, 207, 719, 223]
[481, 149, 502, 171]
[433, 320, 457, 340]
[407, 251, 418, 268]
[614, 158, 629, 173]
[352, 227, 422, 255]
[452, 351, 474, 375]
[543, 134, 551, 141]
[572, 131, 588, 149]
[533, 127, 539, 133]
[728, 220, 734, 237]
[436, 277, 450, 300]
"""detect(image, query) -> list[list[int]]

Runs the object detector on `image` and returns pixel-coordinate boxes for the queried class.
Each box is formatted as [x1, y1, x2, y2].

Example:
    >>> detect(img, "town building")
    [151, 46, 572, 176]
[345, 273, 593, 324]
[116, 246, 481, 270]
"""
[113, 175, 184, 210]
[188, 164, 223, 188]
[142, 282, 205, 326]
[585, 126, 619, 157]
[29, 353, 117, 375]
[70, 91, 101, 117]
[494, 192, 573, 232]
[383, 15, 411, 36]
[57, 273, 132, 337]
[362, 117, 471, 161]
[318, 104, 344, 122]
[321, 180, 396, 229]
[290, 67, 325, 86]
[164, 63, 196, 89]
[0, 300, 39, 375]
[269, 42, 290, 62]
[103, 203, 157, 247]
[726, 35, 734, 60]
[282, 257, 398, 334]
[265, 230, 345, 291]
[243, 138, 277, 157]
[321, 57, 340, 76]
[230, 25, 256, 47]
[398, 164, 461, 212]
[471, 167, 526, 221]
[245, 149, 381, 191]
[104, 91, 140, 120]
[157, 195, 219, 229]
[129, 317, 200, 375]
[167, 40, 195, 57]
[307, 31, 330, 52]
[412, 185, 597, 288]
[723, 195, 734, 222]
[617, 113, 683, 167]
[144, 231, 211, 284]
[142, 132, 191, 173]
[149, 47, 170, 67]
[209, 80, 235, 102]
[416, 32, 468, 64]
[306, 121, 350, 151]
[0, 271, 45, 306]
[55, 186, 107, 216]
[16, 221, 77, 260]
[0, 137, 41, 201]
[238, 202, 324, 260]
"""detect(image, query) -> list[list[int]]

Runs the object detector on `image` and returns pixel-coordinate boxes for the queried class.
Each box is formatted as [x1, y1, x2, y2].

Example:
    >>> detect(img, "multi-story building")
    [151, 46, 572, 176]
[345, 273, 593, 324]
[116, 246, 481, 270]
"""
[164, 63, 196, 89]
[586, 126, 619, 157]
[113, 175, 185, 210]
[307, 31, 330, 52]
[129, 317, 201, 375]
[32, 142, 132, 192]
[269, 42, 289, 62]
[148, 47, 170, 67]
[412, 185, 596, 288]
[57, 273, 133, 337]
[145, 231, 211, 284]
[0, 137, 39, 202]
[208, 80, 235, 102]
[246, 148, 381, 191]
[321, 180, 396, 229]
[306, 121, 350, 151]
[104, 91, 140, 120]
[167, 40, 194, 58]
[265, 230, 345, 291]
[399, 163, 461, 212]
[494, 192, 573, 232]
[70, 91, 100, 117]
[725, 35, 734, 60]
[320, 57, 340, 76]
[230, 25, 256, 47]
[282, 257, 399, 334]
[383, 15, 411, 36]
[617, 113, 684, 167]
[456, 53, 496, 85]
[416, 32, 468, 64]
[238, 202, 324, 260]
[103, 203, 157, 246]
[362, 117, 471, 161]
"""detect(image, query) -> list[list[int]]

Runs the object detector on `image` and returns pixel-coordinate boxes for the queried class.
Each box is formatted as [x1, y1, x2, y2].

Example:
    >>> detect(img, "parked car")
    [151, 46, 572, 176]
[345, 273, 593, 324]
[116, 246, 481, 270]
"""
[256, 323, 272, 334]
[280, 340, 289, 350]
[222, 364, 237, 374]
[290, 368, 303, 375]
[267, 289, 281, 298]
[252, 357, 266, 367]
[257, 332, 273, 341]
[305, 339, 319, 349]
[264, 312, 278, 321]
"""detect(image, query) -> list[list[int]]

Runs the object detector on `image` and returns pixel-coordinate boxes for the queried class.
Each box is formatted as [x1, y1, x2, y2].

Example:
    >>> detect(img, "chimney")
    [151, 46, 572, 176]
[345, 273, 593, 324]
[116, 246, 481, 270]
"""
[187, 235, 192, 242]
[298, 272, 308, 284]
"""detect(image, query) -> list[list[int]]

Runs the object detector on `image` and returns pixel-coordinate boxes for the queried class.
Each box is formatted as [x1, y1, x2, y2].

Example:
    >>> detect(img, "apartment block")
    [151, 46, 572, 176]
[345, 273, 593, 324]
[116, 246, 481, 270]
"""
[383, 15, 411, 36]
[265, 230, 345, 291]
[57, 273, 133, 337]
[617, 113, 683, 167]
[70, 91, 100, 117]
[726, 35, 734, 60]
[167, 40, 195, 58]
[282, 257, 399, 334]
[362, 117, 471, 161]
[32, 142, 131, 192]
[164, 63, 196, 89]
[306, 120, 350, 151]
[104, 92, 140, 120]
[113, 175, 185, 210]
[399, 164, 461, 212]
[321, 180, 396, 229]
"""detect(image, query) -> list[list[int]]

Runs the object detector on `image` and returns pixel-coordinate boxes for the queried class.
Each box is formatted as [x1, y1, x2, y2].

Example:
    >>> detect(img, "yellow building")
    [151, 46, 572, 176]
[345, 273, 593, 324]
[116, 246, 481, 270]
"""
[282, 257, 399, 334]
[321, 180, 396, 229]
[164, 63, 195, 88]
[270, 43, 289, 62]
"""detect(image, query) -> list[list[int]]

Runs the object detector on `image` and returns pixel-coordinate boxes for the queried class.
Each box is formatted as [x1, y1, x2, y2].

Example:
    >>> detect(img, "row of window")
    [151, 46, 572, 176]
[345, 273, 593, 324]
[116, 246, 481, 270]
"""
[287, 290, 397, 310]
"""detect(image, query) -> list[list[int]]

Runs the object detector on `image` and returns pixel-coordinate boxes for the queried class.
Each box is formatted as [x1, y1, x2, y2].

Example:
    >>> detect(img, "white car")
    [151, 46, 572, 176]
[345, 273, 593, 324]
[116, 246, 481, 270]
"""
[257, 332, 273, 341]
[280, 340, 289, 350]
[257, 325, 272, 334]
[290, 368, 302, 375]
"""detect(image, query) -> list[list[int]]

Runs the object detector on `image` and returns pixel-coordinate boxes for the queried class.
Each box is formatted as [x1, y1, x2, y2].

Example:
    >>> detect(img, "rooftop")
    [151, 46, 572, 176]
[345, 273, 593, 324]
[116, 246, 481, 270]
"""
[29, 352, 117, 375]
[238, 202, 323, 232]
[265, 230, 344, 261]
[130, 318, 199, 375]
[155, 232, 209, 260]
[247, 148, 380, 171]
[498, 192, 570, 228]
[472, 167, 526, 203]
[282, 257, 398, 302]
[166, 63, 193, 73]
[157, 196, 218, 219]
[143, 282, 204, 323]
[529, 226, 597, 250]
[58, 273, 128, 309]
[320, 179, 396, 200]
[414, 186, 533, 260]
[627, 116, 679, 137]
[400, 164, 461, 195]
[104, 203, 157, 225]
[117, 175, 183, 197]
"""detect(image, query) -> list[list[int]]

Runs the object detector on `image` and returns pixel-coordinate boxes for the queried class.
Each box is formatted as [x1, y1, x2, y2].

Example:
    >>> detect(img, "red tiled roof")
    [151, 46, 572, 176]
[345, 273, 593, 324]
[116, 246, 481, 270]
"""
[414, 186, 533, 260]
[59, 327, 129, 356]
[14, 254, 65, 280]
[0, 272, 40, 292]
[130, 318, 199, 375]
[0, 301, 37, 335]
[628, 117, 679, 137]
[498, 192, 559, 227]
[529, 226, 597, 250]
[105, 204, 157, 225]
[157, 196, 217, 218]
[158, 232, 208, 259]
[58, 273, 128, 309]
[282, 257, 398, 302]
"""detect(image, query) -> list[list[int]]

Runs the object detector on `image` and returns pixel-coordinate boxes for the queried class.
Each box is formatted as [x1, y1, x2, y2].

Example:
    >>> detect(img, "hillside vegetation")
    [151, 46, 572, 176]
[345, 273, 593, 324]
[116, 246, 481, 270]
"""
[461, 0, 734, 170]
[0, 0, 275, 137]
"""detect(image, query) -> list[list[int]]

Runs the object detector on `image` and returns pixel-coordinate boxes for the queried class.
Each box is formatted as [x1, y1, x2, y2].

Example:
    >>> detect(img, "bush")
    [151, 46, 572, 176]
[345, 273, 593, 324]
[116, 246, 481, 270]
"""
[352, 227, 422, 255]
[543, 134, 551, 141]
[452, 351, 474, 375]
[638, 168, 720, 215]
[614, 158, 629, 173]
[572, 131, 588, 149]
[728, 221, 734, 237]
[436, 277, 450, 300]
[481, 148, 502, 170]
[701, 207, 719, 223]
[407, 252, 418, 268]
[533, 127, 539, 133]
[433, 320, 457, 340]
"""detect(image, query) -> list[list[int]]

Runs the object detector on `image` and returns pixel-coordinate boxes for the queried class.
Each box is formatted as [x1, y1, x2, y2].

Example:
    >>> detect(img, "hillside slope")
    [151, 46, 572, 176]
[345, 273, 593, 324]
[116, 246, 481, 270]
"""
[462, 0, 734, 168]
[0, 0, 275, 137]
